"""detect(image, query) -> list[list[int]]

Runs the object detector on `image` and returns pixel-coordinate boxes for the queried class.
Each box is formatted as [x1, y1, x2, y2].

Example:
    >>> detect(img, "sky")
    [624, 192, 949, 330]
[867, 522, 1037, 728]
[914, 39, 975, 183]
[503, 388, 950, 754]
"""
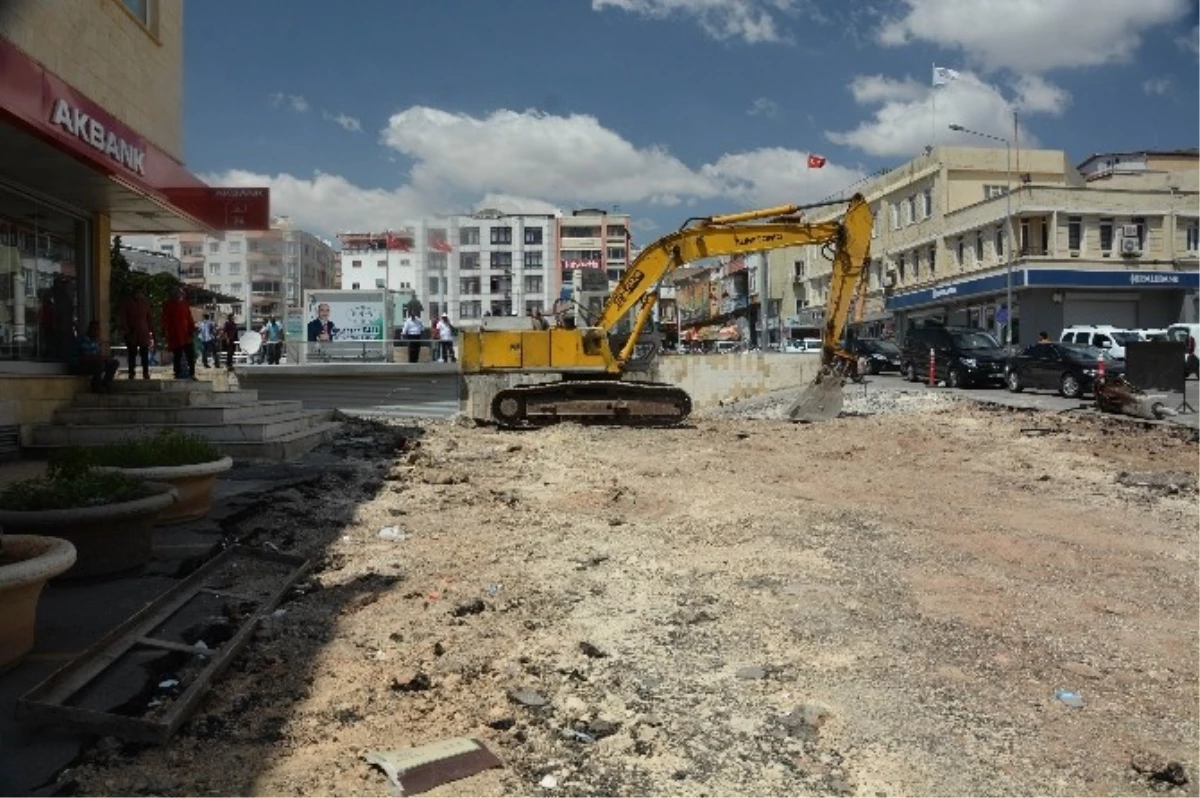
[184, 0, 1200, 246]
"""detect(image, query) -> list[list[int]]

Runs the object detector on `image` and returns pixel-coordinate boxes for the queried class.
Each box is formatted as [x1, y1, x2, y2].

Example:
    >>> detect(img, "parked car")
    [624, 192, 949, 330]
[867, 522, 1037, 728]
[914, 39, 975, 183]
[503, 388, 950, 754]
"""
[1059, 325, 1140, 360]
[1006, 342, 1123, 398]
[900, 324, 1007, 388]
[1166, 322, 1200, 378]
[853, 338, 902, 374]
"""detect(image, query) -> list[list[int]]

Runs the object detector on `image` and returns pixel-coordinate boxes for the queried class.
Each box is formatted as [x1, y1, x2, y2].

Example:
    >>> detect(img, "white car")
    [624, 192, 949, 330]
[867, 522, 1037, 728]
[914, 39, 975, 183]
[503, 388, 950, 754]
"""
[1059, 325, 1141, 360]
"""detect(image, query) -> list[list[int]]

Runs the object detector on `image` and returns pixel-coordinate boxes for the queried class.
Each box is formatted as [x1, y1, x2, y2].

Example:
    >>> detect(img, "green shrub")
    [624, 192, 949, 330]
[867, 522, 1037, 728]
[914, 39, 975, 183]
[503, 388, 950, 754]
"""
[0, 465, 153, 512]
[68, 429, 223, 469]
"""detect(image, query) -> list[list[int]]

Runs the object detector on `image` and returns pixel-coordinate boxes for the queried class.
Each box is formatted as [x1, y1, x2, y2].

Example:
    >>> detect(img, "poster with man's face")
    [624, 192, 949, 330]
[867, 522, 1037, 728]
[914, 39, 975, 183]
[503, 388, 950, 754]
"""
[305, 293, 384, 342]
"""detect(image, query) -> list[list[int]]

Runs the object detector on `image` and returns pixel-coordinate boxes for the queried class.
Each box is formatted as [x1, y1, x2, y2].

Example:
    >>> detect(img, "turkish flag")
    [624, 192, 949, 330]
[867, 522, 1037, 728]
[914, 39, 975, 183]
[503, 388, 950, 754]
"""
[807, 154, 827, 169]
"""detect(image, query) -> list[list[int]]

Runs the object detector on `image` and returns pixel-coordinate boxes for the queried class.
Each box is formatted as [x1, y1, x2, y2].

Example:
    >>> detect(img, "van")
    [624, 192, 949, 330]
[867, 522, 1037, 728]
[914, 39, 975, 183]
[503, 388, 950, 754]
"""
[900, 324, 1007, 388]
[1059, 325, 1141, 360]
[1166, 323, 1200, 377]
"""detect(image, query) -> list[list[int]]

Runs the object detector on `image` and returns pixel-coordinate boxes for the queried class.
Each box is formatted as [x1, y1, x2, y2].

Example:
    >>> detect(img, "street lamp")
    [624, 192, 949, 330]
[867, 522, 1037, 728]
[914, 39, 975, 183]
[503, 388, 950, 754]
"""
[949, 123, 1014, 347]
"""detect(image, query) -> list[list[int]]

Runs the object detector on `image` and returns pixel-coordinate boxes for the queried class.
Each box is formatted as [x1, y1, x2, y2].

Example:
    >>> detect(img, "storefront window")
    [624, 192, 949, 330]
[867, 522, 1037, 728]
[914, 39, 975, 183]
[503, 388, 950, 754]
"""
[0, 187, 89, 363]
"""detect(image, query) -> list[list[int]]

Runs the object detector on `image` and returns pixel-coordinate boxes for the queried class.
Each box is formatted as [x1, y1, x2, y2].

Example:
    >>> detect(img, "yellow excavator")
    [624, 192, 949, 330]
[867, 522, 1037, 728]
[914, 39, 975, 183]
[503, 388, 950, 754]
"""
[459, 193, 874, 427]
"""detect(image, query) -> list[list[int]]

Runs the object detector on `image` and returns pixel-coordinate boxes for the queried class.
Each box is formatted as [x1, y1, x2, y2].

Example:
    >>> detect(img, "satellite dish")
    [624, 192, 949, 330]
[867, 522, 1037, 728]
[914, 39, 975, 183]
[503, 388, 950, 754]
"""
[239, 330, 262, 356]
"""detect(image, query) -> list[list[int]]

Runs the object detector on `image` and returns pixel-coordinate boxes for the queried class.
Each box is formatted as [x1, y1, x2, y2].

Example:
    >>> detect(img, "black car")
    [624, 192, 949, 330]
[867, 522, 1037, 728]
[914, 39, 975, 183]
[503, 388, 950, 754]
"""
[1005, 342, 1124, 399]
[853, 338, 902, 374]
[900, 324, 1008, 388]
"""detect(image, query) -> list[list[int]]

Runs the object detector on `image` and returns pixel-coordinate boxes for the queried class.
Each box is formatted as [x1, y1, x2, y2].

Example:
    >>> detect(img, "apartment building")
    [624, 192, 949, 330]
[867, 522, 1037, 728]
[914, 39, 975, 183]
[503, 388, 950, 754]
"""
[557, 208, 632, 298]
[119, 217, 336, 322]
[338, 209, 558, 321]
[770, 145, 1199, 345]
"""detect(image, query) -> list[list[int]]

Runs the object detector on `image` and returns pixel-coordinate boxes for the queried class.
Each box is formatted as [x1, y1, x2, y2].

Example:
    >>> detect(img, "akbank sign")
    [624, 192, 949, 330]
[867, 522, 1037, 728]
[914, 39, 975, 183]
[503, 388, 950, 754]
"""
[49, 97, 147, 176]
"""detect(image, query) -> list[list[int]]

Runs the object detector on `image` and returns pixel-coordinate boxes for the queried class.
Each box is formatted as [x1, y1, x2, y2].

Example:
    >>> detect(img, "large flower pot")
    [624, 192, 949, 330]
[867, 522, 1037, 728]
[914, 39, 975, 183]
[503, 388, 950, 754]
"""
[0, 482, 178, 580]
[95, 456, 232, 525]
[0, 535, 77, 672]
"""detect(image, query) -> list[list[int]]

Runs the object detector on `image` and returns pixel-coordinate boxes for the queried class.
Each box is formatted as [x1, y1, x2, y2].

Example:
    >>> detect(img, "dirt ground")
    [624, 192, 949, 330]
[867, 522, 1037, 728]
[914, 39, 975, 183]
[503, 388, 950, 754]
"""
[67, 395, 1199, 797]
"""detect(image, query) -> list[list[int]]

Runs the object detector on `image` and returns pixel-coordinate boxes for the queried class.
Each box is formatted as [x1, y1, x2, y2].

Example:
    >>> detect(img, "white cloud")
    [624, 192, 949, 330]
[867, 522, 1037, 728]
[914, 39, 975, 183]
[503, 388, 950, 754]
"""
[1177, 24, 1199, 54]
[322, 111, 363, 132]
[701, 148, 866, 206]
[747, 97, 779, 117]
[876, 0, 1191, 72]
[591, 0, 797, 44]
[1011, 74, 1069, 115]
[198, 169, 429, 235]
[825, 71, 1047, 157]
[203, 104, 868, 239]
[268, 92, 310, 113]
[1142, 76, 1172, 95]
[381, 106, 718, 205]
[848, 74, 925, 104]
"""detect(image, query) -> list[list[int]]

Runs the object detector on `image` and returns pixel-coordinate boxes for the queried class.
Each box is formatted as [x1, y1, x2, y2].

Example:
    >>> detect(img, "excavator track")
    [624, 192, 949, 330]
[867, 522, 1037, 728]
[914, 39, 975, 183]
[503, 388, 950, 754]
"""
[490, 379, 693, 429]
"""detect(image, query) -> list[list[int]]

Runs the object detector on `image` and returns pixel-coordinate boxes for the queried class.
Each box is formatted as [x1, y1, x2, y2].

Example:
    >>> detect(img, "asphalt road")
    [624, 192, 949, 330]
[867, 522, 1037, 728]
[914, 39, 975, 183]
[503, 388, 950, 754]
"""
[858, 369, 1200, 429]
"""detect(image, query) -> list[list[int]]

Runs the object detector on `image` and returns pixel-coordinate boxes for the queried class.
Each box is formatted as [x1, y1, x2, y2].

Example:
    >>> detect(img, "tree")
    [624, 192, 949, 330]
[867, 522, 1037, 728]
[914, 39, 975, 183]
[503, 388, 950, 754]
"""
[109, 236, 183, 344]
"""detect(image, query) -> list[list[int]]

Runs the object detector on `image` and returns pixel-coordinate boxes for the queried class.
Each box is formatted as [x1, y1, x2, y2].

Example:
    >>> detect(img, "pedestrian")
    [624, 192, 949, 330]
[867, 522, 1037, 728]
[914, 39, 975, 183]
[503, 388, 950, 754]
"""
[70, 319, 119, 392]
[263, 315, 284, 364]
[436, 313, 457, 363]
[1037, 331, 1050, 343]
[119, 285, 153, 380]
[198, 312, 217, 368]
[532, 309, 549, 331]
[220, 314, 238, 372]
[161, 286, 197, 380]
[402, 311, 423, 363]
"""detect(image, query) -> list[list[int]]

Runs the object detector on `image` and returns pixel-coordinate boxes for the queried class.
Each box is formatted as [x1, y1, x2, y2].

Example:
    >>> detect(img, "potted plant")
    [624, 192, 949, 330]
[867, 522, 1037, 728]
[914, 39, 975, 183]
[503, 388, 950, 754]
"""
[0, 454, 177, 580]
[0, 531, 77, 672]
[80, 429, 232, 524]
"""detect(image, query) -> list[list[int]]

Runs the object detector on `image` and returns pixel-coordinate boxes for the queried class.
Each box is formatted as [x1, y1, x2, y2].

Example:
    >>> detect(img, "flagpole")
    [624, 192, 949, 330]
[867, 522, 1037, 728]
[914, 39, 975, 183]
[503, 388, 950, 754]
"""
[930, 62, 936, 149]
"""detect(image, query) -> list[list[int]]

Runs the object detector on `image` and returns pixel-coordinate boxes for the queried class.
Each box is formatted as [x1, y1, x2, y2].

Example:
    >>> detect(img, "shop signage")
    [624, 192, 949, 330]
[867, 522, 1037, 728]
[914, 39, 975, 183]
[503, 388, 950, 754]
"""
[162, 187, 271, 231]
[1025, 269, 1199, 290]
[49, 97, 146, 175]
[561, 259, 602, 270]
[1130, 273, 1181, 285]
[931, 286, 958, 299]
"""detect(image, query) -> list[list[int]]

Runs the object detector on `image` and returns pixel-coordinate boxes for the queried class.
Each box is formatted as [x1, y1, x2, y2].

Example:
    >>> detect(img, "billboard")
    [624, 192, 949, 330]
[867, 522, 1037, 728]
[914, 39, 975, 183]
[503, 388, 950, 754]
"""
[304, 290, 386, 342]
[677, 277, 710, 324]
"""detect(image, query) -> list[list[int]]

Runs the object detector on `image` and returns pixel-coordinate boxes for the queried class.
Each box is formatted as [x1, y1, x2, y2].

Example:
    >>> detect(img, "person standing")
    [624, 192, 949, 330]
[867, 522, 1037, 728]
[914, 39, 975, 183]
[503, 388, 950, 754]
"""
[198, 313, 217, 368]
[161, 286, 197, 380]
[263, 315, 284, 364]
[120, 285, 153, 380]
[436, 313, 457, 363]
[402, 312, 424, 364]
[220, 314, 238, 372]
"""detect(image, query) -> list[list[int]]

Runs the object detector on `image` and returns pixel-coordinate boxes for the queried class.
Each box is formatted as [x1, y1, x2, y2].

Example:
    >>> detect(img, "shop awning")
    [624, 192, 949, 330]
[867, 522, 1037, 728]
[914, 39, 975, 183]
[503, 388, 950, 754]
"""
[0, 37, 268, 235]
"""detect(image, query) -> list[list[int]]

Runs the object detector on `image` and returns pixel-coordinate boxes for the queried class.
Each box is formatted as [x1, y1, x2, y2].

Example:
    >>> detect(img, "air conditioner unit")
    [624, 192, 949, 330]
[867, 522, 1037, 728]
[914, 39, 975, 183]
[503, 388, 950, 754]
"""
[1120, 236, 1142, 256]
[1120, 224, 1139, 238]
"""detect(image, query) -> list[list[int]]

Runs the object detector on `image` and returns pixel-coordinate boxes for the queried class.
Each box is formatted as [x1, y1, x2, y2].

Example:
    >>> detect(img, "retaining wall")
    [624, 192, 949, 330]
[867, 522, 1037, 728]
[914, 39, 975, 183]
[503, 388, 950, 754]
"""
[649, 354, 821, 410]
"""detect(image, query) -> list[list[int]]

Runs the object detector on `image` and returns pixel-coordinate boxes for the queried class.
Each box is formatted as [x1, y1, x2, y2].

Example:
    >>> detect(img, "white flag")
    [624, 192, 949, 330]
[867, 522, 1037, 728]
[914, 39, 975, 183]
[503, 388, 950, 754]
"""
[932, 66, 960, 86]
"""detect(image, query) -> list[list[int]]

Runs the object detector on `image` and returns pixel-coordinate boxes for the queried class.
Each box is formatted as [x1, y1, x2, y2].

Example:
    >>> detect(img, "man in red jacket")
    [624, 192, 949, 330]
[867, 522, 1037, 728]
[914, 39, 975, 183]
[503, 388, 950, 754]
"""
[161, 286, 197, 380]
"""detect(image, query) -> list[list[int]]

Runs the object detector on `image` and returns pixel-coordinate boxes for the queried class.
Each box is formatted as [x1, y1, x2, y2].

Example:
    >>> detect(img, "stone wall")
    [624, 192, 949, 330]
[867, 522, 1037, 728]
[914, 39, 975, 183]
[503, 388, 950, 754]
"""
[649, 354, 820, 410]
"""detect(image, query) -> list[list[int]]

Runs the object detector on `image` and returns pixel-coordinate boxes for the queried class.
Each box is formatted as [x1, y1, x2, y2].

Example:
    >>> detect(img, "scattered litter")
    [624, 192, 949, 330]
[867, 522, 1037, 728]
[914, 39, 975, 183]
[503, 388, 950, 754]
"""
[567, 729, 596, 744]
[379, 526, 409, 542]
[366, 737, 501, 795]
[539, 774, 558, 789]
[263, 541, 281, 552]
[484, 583, 501, 596]
[158, 679, 179, 689]
[1054, 688, 1085, 708]
[579, 642, 607, 659]
[271, 609, 287, 619]
[194, 641, 209, 651]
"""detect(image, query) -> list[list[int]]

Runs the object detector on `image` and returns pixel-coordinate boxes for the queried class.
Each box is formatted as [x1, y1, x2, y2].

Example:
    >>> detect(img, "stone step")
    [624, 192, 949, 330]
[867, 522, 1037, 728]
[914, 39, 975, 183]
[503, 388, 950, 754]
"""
[216, 421, 344, 462]
[53, 400, 303, 426]
[30, 409, 334, 447]
[109, 379, 215, 393]
[71, 389, 260, 408]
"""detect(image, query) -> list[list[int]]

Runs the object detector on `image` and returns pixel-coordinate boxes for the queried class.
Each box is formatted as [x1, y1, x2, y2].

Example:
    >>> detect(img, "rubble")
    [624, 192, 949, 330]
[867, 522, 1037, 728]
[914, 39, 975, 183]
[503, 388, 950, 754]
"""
[60, 402, 1198, 797]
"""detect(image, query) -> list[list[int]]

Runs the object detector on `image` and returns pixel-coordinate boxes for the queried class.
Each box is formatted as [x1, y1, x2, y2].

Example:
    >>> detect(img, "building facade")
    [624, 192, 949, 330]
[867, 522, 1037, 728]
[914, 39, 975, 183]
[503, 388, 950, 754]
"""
[338, 210, 558, 322]
[119, 218, 336, 322]
[770, 145, 1198, 345]
[0, 0, 266, 440]
[556, 208, 632, 299]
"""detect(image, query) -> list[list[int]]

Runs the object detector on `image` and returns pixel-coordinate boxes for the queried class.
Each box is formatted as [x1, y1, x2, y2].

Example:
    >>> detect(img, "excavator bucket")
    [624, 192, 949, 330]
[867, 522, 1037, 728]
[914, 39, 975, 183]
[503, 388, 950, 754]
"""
[787, 372, 845, 423]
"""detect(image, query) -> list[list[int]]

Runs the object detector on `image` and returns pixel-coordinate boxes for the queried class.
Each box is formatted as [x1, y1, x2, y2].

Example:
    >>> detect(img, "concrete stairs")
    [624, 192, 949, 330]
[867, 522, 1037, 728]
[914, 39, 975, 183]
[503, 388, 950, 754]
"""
[28, 379, 341, 462]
